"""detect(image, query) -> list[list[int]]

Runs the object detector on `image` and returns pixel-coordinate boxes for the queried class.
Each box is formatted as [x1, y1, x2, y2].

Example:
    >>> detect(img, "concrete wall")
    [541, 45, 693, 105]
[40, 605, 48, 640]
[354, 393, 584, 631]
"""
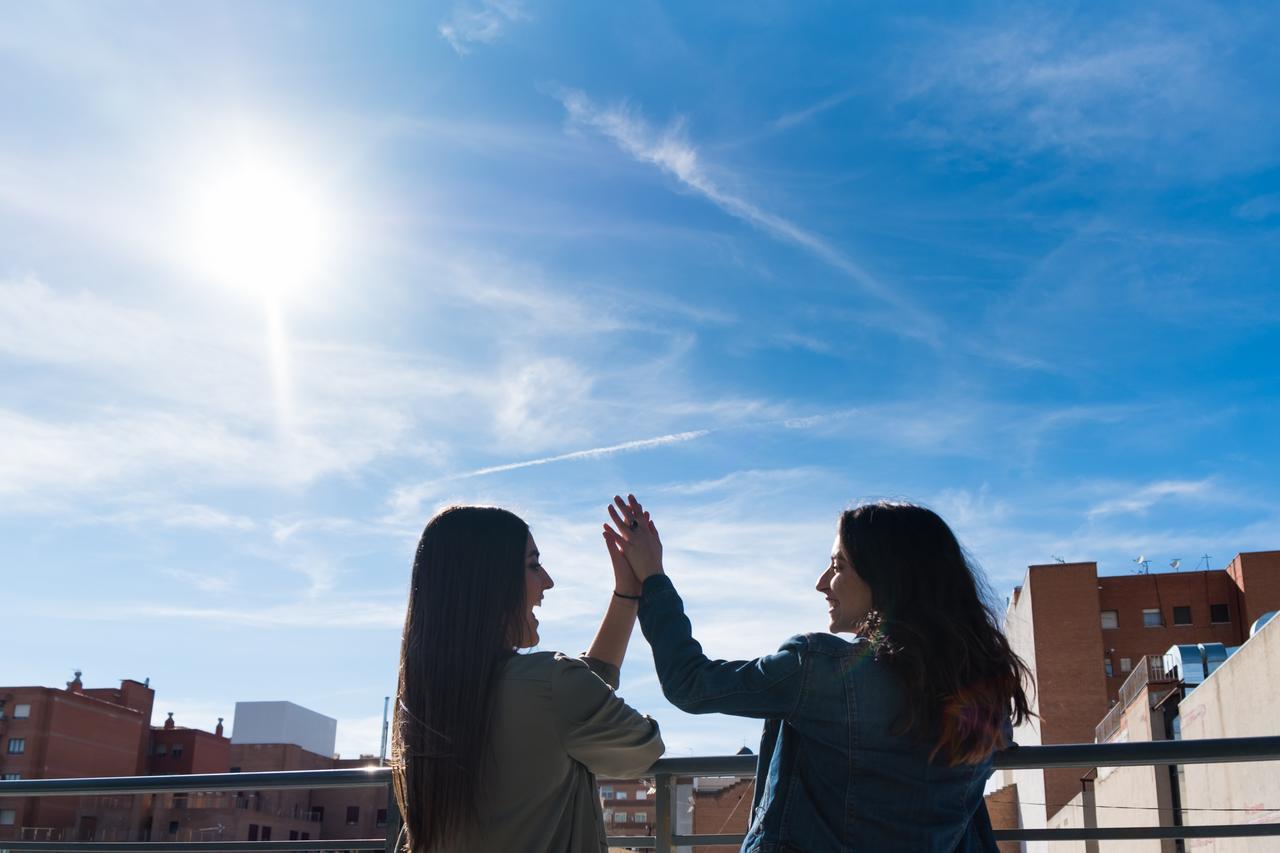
[1045, 789, 1089, 853]
[1178, 613, 1280, 851]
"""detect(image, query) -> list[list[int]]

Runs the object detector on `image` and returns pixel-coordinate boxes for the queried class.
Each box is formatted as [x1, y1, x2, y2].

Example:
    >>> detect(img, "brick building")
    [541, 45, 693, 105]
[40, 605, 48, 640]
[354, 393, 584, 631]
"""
[0, 672, 155, 840]
[599, 777, 654, 846]
[989, 549, 1280, 843]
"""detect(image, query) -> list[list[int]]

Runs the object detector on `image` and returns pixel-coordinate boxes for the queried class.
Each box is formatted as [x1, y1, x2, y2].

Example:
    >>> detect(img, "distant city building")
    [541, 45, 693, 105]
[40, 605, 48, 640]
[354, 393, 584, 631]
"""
[987, 549, 1280, 848]
[229, 701, 337, 758]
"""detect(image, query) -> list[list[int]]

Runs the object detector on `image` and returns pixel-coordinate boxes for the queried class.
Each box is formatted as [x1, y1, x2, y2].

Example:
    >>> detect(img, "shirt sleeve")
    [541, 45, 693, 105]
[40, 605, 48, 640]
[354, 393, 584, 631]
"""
[550, 655, 665, 779]
[638, 574, 806, 720]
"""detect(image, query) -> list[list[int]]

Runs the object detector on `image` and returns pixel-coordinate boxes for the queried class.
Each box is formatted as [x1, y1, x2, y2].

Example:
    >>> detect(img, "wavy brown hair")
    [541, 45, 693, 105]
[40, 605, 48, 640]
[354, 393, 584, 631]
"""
[391, 506, 529, 851]
[840, 502, 1033, 765]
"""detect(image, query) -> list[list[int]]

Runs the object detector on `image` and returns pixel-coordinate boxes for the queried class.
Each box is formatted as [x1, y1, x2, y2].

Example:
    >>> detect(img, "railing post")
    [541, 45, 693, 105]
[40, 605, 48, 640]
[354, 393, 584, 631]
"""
[653, 772, 673, 853]
[383, 782, 402, 853]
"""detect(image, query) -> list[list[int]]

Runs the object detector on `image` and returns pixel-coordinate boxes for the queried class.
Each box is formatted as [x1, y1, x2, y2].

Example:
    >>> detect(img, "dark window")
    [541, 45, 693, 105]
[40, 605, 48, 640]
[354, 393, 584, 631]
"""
[289, 831, 299, 841]
[1104, 658, 1114, 678]
[154, 743, 168, 756]
[168, 822, 179, 835]
[301, 833, 311, 841]
[1173, 606, 1193, 625]
[171, 745, 184, 759]
[310, 806, 324, 822]
[1211, 603, 1230, 623]
[248, 825, 259, 841]
[346, 806, 360, 825]
[261, 827, 272, 841]
[376, 808, 388, 828]
[229, 766, 241, 773]
[6, 738, 24, 754]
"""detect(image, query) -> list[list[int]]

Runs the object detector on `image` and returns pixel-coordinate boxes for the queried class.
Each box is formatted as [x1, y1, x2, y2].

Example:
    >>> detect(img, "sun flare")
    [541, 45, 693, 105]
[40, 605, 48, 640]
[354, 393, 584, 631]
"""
[183, 143, 333, 301]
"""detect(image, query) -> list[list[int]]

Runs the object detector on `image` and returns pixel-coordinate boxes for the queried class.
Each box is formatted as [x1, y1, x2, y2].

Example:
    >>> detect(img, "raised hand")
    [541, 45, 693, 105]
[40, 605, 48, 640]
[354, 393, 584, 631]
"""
[603, 494, 665, 582]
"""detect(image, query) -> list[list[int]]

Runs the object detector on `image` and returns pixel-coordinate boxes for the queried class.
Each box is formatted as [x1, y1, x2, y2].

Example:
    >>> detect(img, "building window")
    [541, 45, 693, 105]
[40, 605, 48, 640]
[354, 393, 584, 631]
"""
[1173, 606, 1193, 626]
[615, 791, 628, 800]
[7, 738, 25, 754]
[289, 831, 299, 841]
[13, 704, 30, 719]
[1120, 657, 1132, 673]
[301, 833, 310, 841]
[1100, 610, 1119, 629]
[248, 825, 259, 841]
[168, 822, 179, 835]
[636, 789, 648, 800]
[599, 785, 613, 798]
[171, 745, 184, 759]
[310, 807, 324, 822]
[616, 811, 629, 823]
[603, 809, 614, 822]
[633, 812, 646, 823]
[1210, 603, 1230, 623]
[1104, 658, 1114, 678]
[376, 809, 388, 828]
[346, 806, 360, 825]
[260, 827, 271, 841]
[154, 743, 168, 756]
[1143, 608, 1163, 628]
[0, 809, 16, 826]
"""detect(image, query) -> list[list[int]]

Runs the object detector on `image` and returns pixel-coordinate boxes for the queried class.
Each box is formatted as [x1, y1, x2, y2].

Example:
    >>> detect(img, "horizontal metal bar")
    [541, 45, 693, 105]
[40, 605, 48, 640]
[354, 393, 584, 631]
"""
[992, 735, 1280, 769]
[672, 833, 744, 845]
[0, 843, 385, 852]
[646, 755, 755, 776]
[0, 768, 390, 797]
[995, 823, 1280, 841]
[603, 836, 656, 847]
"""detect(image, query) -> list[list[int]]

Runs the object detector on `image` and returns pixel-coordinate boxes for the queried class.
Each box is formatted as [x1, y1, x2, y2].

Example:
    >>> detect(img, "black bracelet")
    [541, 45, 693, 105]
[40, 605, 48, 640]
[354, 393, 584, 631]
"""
[613, 590, 642, 601]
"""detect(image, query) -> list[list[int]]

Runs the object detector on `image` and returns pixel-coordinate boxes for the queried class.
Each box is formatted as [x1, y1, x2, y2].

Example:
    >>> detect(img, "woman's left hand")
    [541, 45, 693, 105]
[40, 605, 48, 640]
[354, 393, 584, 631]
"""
[604, 518, 644, 597]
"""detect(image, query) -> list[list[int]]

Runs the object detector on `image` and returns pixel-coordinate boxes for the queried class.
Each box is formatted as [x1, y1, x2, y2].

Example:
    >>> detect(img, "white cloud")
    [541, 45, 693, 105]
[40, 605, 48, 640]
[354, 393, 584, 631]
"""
[554, 89, 938, 341]
[1086, 478, 1217, 518]
[159, 567, 236, 595]
[439, 0, 527, 55]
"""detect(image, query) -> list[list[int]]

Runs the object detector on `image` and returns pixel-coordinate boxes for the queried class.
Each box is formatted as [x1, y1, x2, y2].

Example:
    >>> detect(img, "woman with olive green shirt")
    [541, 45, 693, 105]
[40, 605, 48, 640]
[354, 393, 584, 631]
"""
[392, 506, 663, 853]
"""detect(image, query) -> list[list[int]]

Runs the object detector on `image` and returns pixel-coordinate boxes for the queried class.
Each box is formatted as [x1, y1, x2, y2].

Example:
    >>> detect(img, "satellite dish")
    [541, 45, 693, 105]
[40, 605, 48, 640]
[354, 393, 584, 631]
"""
[1170, 558, 1182, 570]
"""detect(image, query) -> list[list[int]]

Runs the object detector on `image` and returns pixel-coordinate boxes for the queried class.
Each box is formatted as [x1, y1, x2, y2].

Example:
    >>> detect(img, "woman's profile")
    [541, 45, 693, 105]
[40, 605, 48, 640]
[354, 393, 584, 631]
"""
[393, 505, 663, 853]
[604, 495, 1032, 852]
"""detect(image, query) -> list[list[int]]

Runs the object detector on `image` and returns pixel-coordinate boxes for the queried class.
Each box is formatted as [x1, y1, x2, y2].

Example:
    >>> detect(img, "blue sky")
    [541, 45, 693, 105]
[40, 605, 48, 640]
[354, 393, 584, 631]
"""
[2, 1, 1278, 758]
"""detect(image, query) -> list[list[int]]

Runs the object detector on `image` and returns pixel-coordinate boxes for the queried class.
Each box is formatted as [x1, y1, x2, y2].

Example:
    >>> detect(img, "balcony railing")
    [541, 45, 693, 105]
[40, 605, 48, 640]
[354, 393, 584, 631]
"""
[1095, 654, 1178, 743]
[2, 737, 1279, 851]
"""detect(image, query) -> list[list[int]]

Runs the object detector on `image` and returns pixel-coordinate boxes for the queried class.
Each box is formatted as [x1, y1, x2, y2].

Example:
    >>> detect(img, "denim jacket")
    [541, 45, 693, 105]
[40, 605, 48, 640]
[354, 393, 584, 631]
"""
[638, 574, 999, 853]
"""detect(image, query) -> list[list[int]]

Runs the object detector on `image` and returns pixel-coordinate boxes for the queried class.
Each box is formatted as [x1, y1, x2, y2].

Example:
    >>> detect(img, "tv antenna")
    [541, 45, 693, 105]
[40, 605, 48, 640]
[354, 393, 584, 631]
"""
[1133, 555, 1151, 574]
[1051, 555, 1066, 563]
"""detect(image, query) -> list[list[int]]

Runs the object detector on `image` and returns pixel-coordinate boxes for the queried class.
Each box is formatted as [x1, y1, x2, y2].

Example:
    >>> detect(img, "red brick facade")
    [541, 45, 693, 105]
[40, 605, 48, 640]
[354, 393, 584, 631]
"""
[1000, 550, 1280, 826]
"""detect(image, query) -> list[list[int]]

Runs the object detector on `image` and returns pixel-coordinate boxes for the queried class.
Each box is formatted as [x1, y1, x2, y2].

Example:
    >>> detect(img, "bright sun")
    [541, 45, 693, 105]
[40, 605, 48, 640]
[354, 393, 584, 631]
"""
[183, 143, 333, 301]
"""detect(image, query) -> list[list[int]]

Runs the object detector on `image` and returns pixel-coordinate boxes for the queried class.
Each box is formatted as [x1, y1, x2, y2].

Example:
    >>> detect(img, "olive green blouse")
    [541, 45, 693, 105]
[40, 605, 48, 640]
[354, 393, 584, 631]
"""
[438, 652, 664, 853]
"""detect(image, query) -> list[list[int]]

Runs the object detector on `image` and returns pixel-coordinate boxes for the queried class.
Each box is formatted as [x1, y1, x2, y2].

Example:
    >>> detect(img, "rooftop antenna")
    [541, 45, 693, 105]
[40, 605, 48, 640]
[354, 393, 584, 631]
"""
[1133, 555, 1151, 574]
[1051, 555, 1066, 564]
[1170, 558, 1182, 572]
[1198, 553, 1213, 571]
[379, 696, 390, 766]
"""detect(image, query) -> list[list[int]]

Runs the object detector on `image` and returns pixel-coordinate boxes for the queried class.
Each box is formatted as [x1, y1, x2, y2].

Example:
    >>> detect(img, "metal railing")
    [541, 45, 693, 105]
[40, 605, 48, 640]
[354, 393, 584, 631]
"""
[2, 737, 1279, 851]
[1095, 654, 1177, 743]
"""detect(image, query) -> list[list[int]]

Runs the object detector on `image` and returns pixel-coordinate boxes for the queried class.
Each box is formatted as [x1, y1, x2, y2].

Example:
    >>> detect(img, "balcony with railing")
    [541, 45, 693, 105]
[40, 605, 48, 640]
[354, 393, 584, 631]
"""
[1095, 654, 1179, 743]
[2, 737, 1280, 851]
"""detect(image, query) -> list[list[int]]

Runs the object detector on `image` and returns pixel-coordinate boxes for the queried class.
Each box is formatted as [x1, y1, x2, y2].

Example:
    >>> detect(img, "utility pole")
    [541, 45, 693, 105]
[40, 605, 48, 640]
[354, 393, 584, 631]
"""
[379, 696, 391, 765]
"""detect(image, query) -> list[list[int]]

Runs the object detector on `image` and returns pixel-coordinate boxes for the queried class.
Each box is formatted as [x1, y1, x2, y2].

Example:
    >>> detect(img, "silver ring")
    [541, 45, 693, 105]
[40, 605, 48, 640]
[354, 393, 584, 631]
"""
[628, 518, 639, 530]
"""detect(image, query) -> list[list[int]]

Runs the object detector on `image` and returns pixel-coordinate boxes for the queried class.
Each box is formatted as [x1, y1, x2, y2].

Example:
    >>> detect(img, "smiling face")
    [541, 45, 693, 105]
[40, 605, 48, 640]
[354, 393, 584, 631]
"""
[815, 532, 874, 634]
[518, 533, 554, 648]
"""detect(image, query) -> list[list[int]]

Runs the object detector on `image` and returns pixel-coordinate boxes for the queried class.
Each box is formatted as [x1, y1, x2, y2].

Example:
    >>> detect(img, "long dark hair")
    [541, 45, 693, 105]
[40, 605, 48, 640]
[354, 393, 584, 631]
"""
[840, 502, 1032, 765]
[392, 506, 529, 851]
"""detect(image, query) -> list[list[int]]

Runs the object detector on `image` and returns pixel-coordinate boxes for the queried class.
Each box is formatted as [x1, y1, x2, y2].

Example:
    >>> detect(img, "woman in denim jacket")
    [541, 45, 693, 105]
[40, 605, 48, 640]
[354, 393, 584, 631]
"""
[604, 496, 1032, 852]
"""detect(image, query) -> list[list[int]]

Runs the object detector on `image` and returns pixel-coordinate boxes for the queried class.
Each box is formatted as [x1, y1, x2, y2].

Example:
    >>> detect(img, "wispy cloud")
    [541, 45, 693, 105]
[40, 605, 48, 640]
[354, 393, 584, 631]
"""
[159, 567, 236, 595]
[554, 89, 939, 342]
[1086, 478, 1217, 519]
[439, 0, 527, 55]
[386, 429, 711, 524]
[773, 89, 857, 131]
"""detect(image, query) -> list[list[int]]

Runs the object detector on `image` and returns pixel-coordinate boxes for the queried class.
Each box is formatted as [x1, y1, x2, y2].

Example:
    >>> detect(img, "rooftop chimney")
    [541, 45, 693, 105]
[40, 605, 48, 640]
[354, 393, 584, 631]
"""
[67, 669, 83, 693]
[164, 711, 175, 730]
[215, 717, 225, 738]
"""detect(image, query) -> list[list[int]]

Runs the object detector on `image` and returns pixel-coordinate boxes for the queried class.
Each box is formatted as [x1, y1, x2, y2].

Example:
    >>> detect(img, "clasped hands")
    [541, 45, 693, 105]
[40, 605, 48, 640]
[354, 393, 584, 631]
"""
[602, 494, 665, 598]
